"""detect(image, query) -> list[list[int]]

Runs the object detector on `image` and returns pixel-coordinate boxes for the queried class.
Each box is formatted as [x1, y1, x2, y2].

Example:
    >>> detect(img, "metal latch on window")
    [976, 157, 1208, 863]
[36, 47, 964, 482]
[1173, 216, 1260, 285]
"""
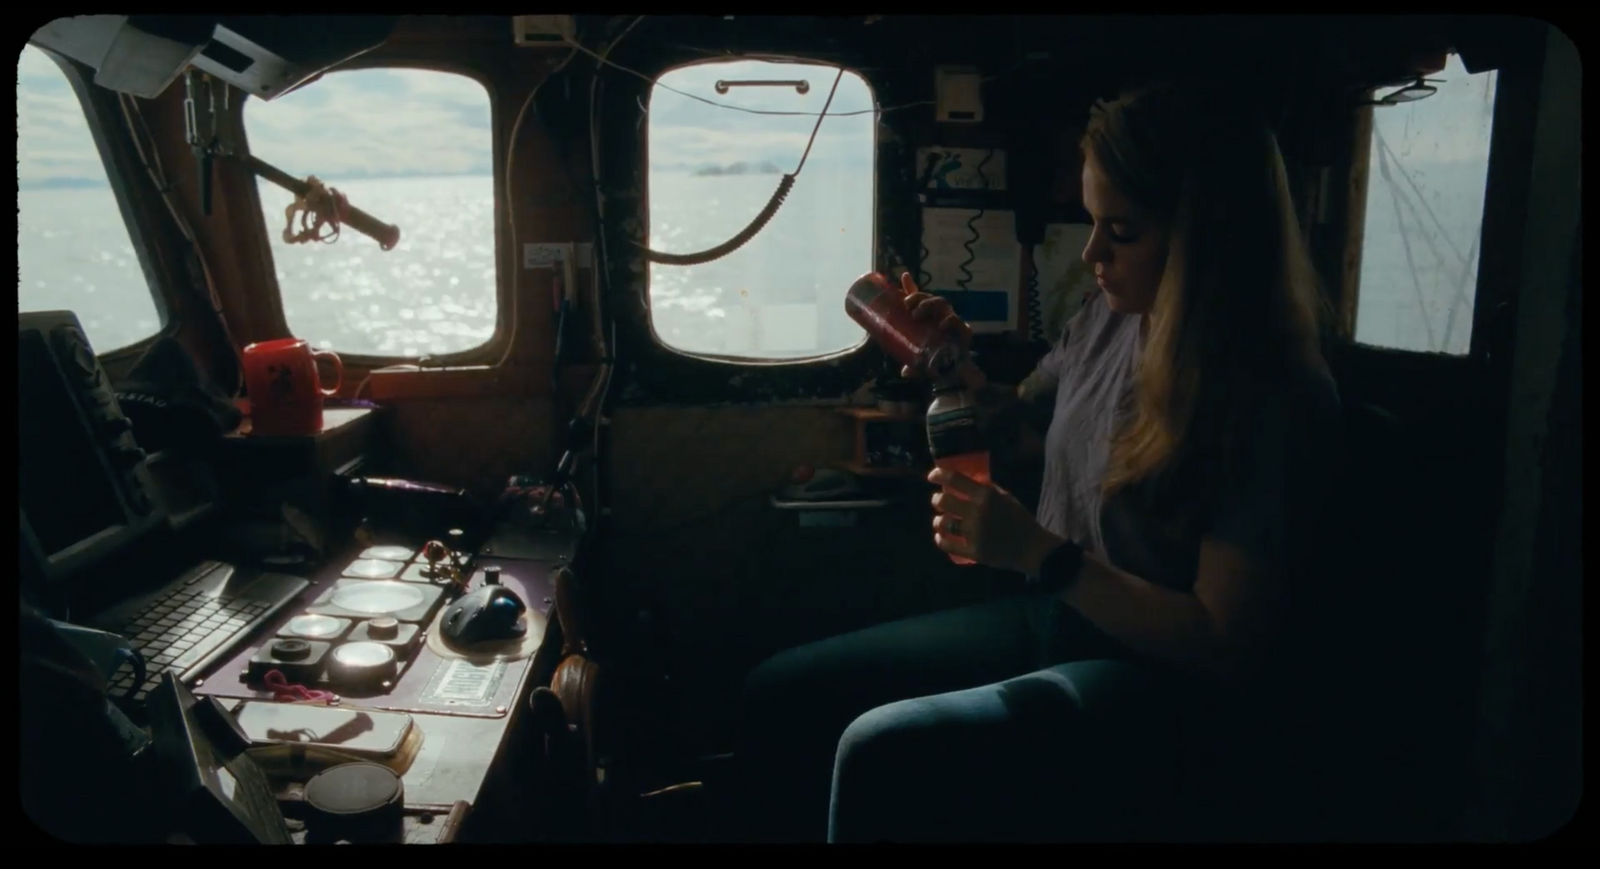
[714, 79, 810, 95]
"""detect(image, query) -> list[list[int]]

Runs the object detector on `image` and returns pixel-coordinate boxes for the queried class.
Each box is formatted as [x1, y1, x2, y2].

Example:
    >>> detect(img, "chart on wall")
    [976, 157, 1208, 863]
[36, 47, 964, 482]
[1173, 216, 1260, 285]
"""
[1031, 223, 1096, 341]
[919, 207, 1022, 334]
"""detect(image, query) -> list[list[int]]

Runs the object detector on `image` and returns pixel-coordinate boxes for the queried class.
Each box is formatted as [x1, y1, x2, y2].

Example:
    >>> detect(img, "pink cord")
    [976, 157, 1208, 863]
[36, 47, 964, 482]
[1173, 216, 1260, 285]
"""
[263, 669, 337, 703]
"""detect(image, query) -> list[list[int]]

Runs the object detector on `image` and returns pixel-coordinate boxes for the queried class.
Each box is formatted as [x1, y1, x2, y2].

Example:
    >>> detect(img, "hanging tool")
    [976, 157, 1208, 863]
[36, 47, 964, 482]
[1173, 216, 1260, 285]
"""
[237, 155, 402, 250]
[183, 70, 215, 217]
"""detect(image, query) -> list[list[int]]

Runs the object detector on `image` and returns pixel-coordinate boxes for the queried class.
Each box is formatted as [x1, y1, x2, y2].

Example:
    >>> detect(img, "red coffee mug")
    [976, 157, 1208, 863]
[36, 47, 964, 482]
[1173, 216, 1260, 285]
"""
[242, 338, 343, 437]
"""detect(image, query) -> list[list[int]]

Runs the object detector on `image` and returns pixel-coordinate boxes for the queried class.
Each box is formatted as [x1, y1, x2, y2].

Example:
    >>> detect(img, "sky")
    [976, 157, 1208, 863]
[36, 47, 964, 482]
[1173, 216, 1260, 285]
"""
[17, 44, 106, 189]
[18, 43, 1489, 190]
[17, 45, 877, 190]
[646, 58, 876, 171]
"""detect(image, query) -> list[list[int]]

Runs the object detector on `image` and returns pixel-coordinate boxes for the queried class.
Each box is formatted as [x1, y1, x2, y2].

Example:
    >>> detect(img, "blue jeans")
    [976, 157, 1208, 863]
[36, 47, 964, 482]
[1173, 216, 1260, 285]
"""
[733, 593, 1234, 842]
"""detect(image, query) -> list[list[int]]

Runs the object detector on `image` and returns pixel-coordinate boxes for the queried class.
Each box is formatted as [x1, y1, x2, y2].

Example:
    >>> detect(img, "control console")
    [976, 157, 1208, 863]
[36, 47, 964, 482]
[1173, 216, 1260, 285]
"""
[196, 527, 556, 721]
[240, 543, 446, 697]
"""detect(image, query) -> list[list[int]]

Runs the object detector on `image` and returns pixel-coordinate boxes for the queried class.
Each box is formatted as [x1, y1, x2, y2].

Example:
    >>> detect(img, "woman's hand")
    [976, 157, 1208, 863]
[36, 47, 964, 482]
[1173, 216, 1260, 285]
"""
[896, 273, 985, 390]
[929, 468, 1063, 575]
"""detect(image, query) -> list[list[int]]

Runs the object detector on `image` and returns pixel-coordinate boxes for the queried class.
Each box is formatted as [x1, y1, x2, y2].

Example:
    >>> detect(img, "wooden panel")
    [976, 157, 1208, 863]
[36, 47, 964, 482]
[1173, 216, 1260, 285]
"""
[381, 397, 557, 497]
[599, 401, 994, 657]
[367, 363, 596, 401]
[596, 408, 1004, 761]
[605, 406, 853, 532]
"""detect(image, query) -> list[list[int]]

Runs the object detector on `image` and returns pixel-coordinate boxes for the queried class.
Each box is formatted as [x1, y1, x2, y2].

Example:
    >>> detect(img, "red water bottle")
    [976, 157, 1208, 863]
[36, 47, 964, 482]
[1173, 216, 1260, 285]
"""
[926, 377, 990, 565]
[843, 272, 966, 380]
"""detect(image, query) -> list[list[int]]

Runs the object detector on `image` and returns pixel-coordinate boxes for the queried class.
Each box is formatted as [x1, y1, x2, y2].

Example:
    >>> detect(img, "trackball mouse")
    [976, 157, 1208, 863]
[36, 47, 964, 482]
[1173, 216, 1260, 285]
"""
[440, 568, 527, 647]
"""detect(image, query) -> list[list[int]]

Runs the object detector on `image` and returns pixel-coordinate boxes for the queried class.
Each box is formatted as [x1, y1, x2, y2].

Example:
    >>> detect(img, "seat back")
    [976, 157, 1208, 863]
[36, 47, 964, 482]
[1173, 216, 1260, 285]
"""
[1313, 396, 1439, 839]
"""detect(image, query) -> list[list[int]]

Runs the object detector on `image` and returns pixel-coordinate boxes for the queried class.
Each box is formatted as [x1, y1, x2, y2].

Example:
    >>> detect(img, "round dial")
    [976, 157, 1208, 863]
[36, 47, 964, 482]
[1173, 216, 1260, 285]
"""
[366, 617, 400, 640]
[345, 559, 403, 579]
[333, 642, 395, 669]
[285, 614, 345, 639]
[270, 638, 312, 661]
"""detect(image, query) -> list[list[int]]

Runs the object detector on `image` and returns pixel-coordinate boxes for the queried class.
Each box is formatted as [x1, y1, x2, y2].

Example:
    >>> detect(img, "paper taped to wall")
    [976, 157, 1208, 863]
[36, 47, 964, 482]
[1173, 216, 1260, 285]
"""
[919, 207, 1021, 334]
[1031, 223, 1096, 341]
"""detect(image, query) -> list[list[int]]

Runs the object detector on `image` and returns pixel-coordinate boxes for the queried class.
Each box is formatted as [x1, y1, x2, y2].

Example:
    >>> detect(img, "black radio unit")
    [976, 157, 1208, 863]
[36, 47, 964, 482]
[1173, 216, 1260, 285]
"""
[19, 311, 166, 586]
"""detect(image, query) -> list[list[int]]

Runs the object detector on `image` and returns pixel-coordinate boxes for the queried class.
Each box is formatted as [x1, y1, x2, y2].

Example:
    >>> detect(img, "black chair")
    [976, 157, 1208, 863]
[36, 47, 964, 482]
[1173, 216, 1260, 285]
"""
[1154, 396, 1419, 842]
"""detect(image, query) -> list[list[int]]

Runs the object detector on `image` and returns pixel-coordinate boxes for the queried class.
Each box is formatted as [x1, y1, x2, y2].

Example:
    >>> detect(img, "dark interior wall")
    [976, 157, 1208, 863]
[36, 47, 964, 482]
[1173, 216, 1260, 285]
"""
[578, 15, 1463, 759]
[73, 16, 1577, 814]
[1507, 216, 1580, 841]
[594, 14, 1450, 408]
[584, 20, 1054, 744]
[1321, 20, 1580, 840]
[1263, 17, 1585, 841]
[1460, 24, 1582, 842]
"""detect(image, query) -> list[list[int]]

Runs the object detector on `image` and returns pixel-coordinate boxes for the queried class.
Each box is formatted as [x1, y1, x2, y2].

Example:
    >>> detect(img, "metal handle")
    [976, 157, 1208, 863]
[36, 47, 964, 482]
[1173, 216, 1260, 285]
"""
[715, 79, 810, 95]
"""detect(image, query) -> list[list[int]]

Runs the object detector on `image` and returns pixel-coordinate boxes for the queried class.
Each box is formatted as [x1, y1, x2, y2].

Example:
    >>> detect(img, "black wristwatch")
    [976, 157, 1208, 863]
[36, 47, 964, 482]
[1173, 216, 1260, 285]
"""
[1028, 539, 1084, 593]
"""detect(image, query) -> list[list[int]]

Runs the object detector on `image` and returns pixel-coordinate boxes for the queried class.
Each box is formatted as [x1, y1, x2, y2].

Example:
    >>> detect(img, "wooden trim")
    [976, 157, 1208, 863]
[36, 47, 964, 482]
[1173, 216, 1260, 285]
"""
[433, 800, 472, 844]
[368, 362, 597, 401]
[1339, 104, 1375, 341]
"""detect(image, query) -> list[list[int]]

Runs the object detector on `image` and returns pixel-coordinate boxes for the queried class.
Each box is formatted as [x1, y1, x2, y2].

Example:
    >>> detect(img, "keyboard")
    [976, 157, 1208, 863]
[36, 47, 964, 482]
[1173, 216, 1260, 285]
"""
[96, 561, 308, 706]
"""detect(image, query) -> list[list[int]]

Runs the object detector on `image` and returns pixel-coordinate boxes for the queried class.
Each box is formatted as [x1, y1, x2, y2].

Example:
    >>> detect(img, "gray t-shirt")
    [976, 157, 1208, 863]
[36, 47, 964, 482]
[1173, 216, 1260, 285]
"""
[1032, 291, 1342, 594]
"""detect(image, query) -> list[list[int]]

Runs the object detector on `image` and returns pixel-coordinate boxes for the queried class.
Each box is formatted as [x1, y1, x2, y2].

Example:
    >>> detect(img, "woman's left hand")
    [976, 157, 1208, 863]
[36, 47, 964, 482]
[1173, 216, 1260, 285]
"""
[929, 468, 1062, 574]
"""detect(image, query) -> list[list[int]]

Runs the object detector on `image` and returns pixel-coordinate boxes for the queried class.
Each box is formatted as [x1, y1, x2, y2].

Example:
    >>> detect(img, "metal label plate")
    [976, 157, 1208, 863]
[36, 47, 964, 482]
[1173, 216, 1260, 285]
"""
[420, 659, 507, 708]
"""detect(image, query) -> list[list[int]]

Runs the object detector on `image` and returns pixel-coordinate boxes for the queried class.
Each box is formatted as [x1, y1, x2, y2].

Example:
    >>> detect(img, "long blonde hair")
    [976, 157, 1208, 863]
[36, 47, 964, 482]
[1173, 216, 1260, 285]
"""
[1084, 83, 1331, 499]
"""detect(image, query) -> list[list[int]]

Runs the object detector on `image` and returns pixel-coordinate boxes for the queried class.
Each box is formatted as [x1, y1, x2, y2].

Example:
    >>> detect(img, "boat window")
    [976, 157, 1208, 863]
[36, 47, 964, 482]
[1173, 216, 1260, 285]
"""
[646, 59, 877, 361]
[1354, 52, 1497, 355]
[244, 68, 497, 359]
[17, 45, 164, 354]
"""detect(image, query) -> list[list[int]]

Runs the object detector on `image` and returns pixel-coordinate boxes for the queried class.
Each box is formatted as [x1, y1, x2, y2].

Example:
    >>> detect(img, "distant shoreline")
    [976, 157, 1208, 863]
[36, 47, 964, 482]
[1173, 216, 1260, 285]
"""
[690, 160, 783, 177]
[21, 158, 904, 191]
[17, 172, 500, 192]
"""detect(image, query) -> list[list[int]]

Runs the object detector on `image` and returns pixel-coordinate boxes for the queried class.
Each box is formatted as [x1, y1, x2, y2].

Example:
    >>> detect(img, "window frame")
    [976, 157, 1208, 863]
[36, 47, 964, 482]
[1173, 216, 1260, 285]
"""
[598, 38, 917, 406]
[1342, 53, 1511, 366]
[20, 45, 175, 360]
[236, 60, 511, 367]
[1325, 24, 1552, 449]
[640, 57, 879, 367]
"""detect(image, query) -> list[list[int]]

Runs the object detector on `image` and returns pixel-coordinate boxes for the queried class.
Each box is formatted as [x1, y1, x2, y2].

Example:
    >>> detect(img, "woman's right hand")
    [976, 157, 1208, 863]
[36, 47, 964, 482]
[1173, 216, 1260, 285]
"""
[897, 273, 984, 389]
[897, 273, 973, 375]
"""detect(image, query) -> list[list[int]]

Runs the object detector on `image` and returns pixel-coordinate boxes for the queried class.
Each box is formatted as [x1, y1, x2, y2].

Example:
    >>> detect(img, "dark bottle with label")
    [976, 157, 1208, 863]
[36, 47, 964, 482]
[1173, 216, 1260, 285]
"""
[926, 377, 990, 566]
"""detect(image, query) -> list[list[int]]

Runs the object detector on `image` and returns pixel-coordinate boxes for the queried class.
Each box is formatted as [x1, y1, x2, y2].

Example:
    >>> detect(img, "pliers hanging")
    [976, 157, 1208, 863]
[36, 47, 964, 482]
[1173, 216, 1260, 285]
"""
[183, 70, 225, 217]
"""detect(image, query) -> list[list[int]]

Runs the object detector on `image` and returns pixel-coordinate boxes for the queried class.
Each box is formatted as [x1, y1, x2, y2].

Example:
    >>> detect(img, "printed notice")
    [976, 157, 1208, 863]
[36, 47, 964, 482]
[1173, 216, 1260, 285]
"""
[920, 207, 1022, 334]
[422, 659, 507, 708]
[1031, 223, 1097, 341]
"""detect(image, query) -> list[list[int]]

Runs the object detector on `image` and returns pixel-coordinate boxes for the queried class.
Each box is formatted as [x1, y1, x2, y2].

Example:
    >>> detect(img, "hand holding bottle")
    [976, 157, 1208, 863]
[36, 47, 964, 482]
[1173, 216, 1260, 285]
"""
[929, 467, 1061, 574]
[843, 270, 994, 566]
[894, 274, 986, 391]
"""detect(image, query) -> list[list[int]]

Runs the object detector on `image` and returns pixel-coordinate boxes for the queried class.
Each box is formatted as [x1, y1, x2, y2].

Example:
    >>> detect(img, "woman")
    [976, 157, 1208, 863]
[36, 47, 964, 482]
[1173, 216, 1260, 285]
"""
[733, 82, 1345, 842]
